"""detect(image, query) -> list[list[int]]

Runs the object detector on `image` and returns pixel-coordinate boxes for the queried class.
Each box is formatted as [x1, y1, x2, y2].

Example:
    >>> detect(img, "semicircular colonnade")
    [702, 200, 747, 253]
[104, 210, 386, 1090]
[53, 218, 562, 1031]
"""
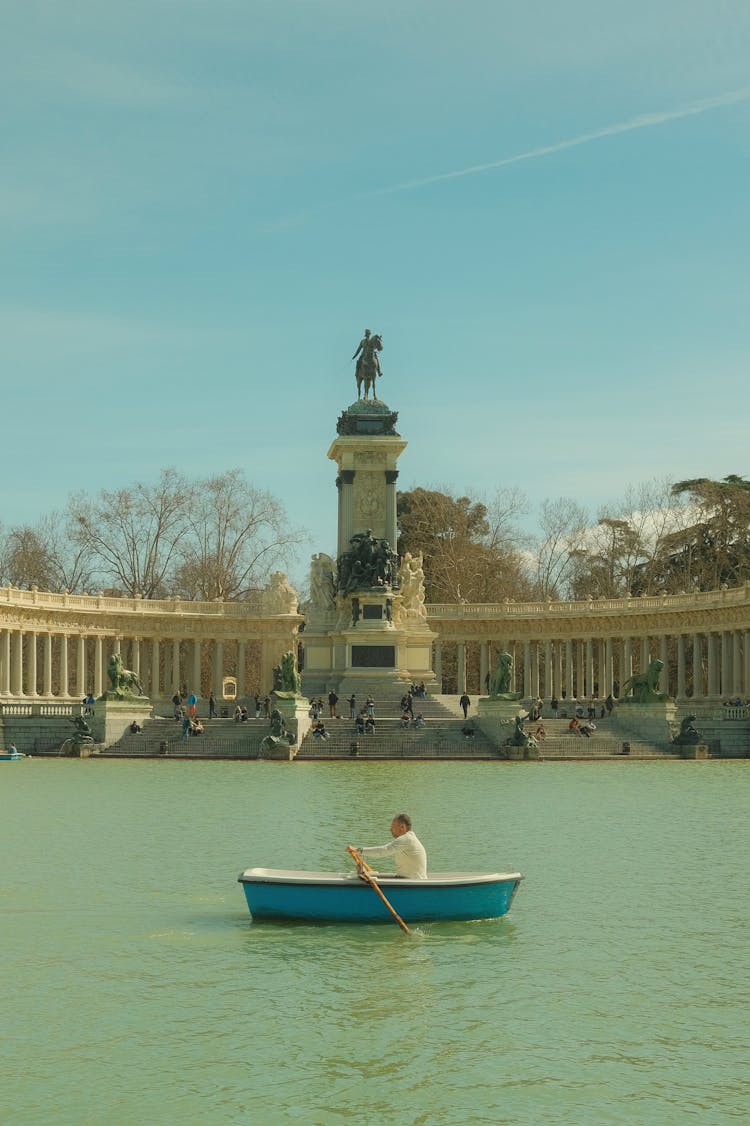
[1, 582, 749, 709]
[0, 581, 302, 713]
[427, 585, 750, 703]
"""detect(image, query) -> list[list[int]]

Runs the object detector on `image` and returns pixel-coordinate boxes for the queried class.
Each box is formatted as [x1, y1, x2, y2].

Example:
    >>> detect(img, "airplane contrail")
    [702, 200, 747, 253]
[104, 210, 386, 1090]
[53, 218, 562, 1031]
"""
[372, 87, 750, 195]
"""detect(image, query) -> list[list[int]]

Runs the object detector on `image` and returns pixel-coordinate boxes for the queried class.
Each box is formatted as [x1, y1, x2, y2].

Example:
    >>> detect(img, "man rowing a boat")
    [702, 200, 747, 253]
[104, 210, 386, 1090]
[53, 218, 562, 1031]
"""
[350, 813, 427, 879]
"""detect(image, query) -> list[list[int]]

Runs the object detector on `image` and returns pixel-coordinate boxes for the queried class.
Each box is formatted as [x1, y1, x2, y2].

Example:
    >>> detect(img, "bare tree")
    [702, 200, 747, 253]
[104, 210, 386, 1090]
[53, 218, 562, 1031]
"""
[70, 468, 193, 598]
[568, 479, 687, 598]
[0, 513, 95, 592]
[0, 525, 57, 590]
[534, 497, 589, 599]
[173, 469, 303, 601]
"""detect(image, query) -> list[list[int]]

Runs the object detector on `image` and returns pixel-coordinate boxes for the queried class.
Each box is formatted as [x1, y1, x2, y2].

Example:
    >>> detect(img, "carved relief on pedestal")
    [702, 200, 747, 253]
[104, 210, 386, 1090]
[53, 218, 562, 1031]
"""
[353, 471, 385, 528]
[354, 450, 387, 467]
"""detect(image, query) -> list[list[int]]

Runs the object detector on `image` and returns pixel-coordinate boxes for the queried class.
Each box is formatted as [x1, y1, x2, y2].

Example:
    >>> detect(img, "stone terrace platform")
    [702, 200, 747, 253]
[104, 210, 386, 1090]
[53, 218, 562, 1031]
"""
[84, 692, 682, 761]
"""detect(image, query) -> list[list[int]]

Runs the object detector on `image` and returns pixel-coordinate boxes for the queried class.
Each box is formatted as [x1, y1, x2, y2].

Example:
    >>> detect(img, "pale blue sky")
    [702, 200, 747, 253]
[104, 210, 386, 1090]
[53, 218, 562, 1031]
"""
[3, 1, 749, 588]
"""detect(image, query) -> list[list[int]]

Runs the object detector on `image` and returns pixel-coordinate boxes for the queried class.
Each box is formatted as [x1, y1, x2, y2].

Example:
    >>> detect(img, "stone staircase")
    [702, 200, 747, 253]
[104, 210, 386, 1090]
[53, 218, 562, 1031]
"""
[98, 715, 271, 759]
[92, 695, 680, 762]
[502, 715, 677, 760]
[296, 689, 497, 760]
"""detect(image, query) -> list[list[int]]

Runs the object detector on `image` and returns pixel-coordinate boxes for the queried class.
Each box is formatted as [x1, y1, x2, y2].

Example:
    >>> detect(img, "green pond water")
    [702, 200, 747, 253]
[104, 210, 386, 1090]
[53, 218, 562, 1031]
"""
[2, 758, 748, 1125]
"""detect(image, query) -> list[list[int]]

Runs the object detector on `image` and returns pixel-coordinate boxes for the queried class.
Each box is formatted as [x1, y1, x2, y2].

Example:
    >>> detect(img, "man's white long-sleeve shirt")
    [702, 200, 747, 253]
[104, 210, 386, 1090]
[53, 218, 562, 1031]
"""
[359, 830, 427, 879]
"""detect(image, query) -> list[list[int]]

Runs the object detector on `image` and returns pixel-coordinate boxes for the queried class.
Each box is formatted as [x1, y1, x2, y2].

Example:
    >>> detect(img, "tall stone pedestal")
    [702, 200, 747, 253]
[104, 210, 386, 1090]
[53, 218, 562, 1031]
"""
[615, 700, 677, 746]
[302, 394, 437, 696]
[94, 699, 153, 748]
[270, 692, 312, 752]
[475, 696, 527, 754]
[304, 586, 436, 696]
[679, 744, 709, 760]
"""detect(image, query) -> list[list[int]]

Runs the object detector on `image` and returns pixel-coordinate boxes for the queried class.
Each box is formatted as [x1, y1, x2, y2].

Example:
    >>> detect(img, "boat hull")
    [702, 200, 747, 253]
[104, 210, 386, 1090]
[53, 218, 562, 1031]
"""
[238, 868, 522, 923]
[0, 753, 24, 761]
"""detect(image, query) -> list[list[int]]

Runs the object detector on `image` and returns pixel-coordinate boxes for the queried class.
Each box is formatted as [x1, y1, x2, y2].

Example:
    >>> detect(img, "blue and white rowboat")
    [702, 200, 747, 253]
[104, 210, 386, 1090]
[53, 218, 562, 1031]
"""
[238, 867, 523, 924]
[0, 752, 25, 761]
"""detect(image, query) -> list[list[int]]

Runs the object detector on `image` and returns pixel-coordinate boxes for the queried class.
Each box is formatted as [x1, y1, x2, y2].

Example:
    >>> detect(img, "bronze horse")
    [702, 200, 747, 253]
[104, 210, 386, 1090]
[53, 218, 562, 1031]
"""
[355, 334, 383, 401]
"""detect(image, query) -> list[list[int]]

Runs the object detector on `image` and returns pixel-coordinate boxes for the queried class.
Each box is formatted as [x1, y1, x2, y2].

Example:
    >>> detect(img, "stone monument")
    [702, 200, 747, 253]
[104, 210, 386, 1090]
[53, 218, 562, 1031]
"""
[96, 650, 153, 747]
[302, 331, 436, 695]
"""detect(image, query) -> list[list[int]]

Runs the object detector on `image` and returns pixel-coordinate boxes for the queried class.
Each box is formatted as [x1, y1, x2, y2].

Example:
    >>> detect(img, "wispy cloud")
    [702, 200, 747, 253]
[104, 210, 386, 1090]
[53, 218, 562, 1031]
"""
[373, 87, 750, 195]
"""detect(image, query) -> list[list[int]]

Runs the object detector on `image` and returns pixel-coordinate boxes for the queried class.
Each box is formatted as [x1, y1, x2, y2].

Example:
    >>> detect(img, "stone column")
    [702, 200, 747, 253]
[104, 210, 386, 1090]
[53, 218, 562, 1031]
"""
[604, 638, 613, 697]
[213, 640, 224, 697]
[59, 635, 69, 698]
[732, 632, 743, 696]
[151, 638, 160, 699]
[94, 636, 103, 697]
[523, 642, 531, 698]
[192, 639, 202, 696]
[640, 637, 650, 675]
[44, 634, 53, 697]
[132, 638, 141, 679]
[745, 632, 750, 697]
[433, 643, 442, 691]
[338, 470, 356, 557]
[27, 631, 38, 696]
[585, 639, 594, 698]
[692, 634, 703, 699]
[172, 638, 181, 693]
[237, 641, 246, 698]
[660, 636, 669, 697]
[384, 470, 399, 548]
[719, 632, 729, 697]
[676, 635, 686, 699]
[622, 639, 632, 696]
[457, 642, 467, 694]
[76, 635, 86, 698]
[577, 641, 585, 698]
[260, 640, 275, 694]
[11, 630, 23, 696]
[707, 634, 718, 697]
[565, 639, 574, 700]
[554, 642, 562, 700]
[1, 629, 10, 694]
[544, 641, 553, 699]
[531, 643, 540, 699]
[479, 642, 489, 695]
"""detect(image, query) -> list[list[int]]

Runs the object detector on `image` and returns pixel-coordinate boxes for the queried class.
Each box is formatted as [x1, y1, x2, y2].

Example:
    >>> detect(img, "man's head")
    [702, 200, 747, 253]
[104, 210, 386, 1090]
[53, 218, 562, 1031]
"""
[390, 813, 412, 838]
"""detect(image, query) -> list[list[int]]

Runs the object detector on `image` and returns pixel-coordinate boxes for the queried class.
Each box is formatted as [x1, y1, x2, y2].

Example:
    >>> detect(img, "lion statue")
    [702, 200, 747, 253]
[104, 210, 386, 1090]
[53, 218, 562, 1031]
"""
[620, 659, 666, 702]
[106, 652, 145, 699]
[489, 651, 515, 697]
[279, 651, 300, 694]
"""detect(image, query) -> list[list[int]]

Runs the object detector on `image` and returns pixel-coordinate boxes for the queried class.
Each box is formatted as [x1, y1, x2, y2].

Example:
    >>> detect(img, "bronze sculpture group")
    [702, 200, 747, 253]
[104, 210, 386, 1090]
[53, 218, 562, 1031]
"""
[337, 529, 399, 594]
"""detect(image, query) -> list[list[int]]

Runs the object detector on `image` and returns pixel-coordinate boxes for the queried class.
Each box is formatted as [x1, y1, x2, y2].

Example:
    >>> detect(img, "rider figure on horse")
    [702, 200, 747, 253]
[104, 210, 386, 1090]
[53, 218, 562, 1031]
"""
[352, 329, 383, 400]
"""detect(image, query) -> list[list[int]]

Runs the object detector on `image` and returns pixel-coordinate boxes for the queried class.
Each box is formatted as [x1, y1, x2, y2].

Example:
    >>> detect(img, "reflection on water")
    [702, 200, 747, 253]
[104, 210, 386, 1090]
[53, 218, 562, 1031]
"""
[2, 759, 748, 1124]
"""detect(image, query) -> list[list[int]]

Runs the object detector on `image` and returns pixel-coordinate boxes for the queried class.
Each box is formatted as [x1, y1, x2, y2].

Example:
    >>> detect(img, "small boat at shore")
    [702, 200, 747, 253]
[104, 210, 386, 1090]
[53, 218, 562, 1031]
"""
[238, 867, 523, 924]
[0, 751, 25, 761]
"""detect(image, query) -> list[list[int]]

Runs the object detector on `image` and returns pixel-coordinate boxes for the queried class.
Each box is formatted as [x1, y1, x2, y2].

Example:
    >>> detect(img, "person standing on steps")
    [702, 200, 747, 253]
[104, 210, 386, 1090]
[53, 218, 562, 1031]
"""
[459, 692, 471, 719]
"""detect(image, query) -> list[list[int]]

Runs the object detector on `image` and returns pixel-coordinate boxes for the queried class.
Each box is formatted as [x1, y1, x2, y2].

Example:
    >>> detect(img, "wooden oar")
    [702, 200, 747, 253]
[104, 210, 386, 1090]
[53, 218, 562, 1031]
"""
[346, 845, 410, 934]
